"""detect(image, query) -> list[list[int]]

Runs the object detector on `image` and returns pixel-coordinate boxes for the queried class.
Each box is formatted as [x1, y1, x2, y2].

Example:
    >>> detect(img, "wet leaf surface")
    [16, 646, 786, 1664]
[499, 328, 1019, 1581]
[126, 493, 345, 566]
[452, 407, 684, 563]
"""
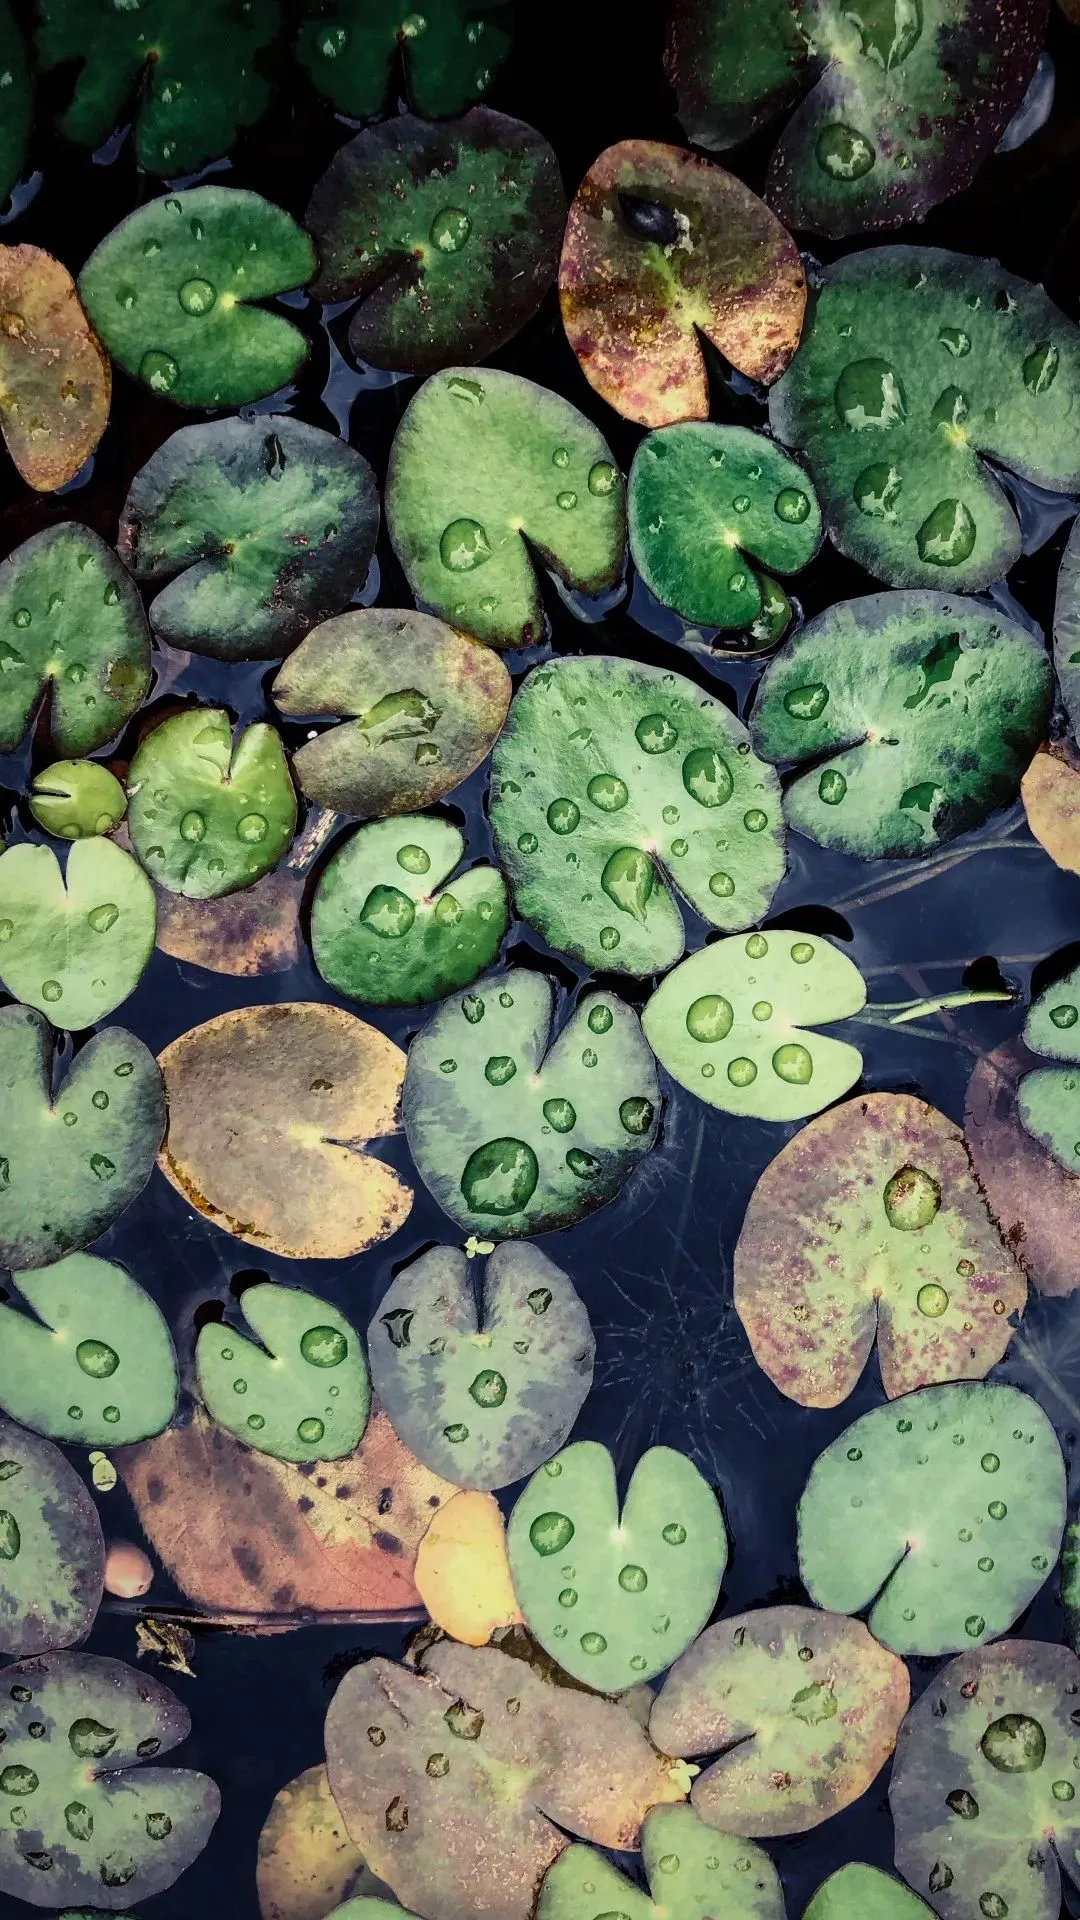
[414, 1488, 523, 1645]
[0, 1414, 104, 1660]
[0, 839, 155, 1029]
[127, 708, 297, 901]
[29, 759, 127, 839]
[965, 1039, 1080, 1298]
[195, 1281, 370, 1463]
[804, 1865, 935, 1920]
[1018, 961, 1080, 1172]
[296, 0, 511, 119]
[256, 1763, 389, 1920]
[538, 1801, 784, 1920]
[0, 246, 110, 492]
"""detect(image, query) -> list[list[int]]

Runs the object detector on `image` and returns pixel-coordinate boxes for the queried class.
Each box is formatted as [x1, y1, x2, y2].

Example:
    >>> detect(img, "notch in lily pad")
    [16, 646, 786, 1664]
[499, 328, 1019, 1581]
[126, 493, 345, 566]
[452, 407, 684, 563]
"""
[29, 760, 127, 840]
[196, 1282, 369, 1464]
[127, 707, 297, 900]
[0, 1414, 104, 1659]
[1017, 960, 1080, 1174]
[0, 246, 110, 493]
[538, 1803, 783, 1920]
[296, 0, 511, 120]
[0, 839, 155, 1029]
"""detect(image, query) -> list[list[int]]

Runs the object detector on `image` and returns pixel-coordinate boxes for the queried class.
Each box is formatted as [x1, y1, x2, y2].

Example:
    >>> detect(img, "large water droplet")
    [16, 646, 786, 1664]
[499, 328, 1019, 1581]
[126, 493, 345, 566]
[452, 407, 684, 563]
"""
[178, 277, 216, 316]
[430, 206, 471, 252]
[460, 1138, 538, 1215]
[772, 1044, 813, 1085]
[440, 519, 492, 571]
[588, 461, 618, 495]
[547, 797, 579, 833]
[1024, 341, 1059, 395]
[883, 1164, 942, 1230]
[784, 683, 829, 720]
[587, 773, 629, 811]
[853, 461, 903, 518]
[300, 1326, 347, 1367]
[139, 349, 180, 394]
[530, 1511, 574, 1555]
[76, 1339, 119, 1378]
[686, 994, 734, 1044]
[179, 809, 206, 843]
[682, 748, 733, 808]
[818, 769, 847, 805]
[601, 847, 654, 922]
[775, 487, 811, 524]
[619, 1096, 654, 1135]
[468, 1369, 506, 1407]
[359, 885, 416, 939]
[981, 1714, 1045, 1772]
[835, 359, 907, 430]
[916, 499, 977, 567]
[88, 903, 119, 933]
[816, 123, 876, 178]
[917, 1283, 949, 1317]
[237, 813, 268, 843]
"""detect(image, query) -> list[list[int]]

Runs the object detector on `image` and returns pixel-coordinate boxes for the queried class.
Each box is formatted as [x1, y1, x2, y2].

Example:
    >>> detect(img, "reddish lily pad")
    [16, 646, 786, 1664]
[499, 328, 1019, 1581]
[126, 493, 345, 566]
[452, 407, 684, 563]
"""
[0, 1413, 104, 1660]
[257, 1764, 390, 1920]
[965, 1039, 1080, 1298]
[0, 247, 111, 493]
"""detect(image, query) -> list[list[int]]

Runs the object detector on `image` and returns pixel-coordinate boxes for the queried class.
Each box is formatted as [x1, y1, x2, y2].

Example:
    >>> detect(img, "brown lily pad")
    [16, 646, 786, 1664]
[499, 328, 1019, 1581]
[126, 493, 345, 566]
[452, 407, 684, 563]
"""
[156, 1002, 413, 1258]
[965, 1038, 1080, 1298]
[559, 140, 805, 428]
[144, 809, 337, 978]
[1022, 739, 1080, 875]
[257, 1763, 391, 1920]
[0, 244, 111, 491]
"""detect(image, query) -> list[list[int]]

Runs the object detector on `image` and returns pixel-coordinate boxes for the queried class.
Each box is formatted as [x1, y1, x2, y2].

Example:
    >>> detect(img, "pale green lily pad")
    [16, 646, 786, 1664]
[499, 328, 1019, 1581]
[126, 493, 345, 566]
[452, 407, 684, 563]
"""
[538, 1804, 783, 1920]
[29, 763, 127, 841]
[0, 3, 31, 211]
[0, 1415, 104, 1660]
[127, 708, 297, 900]
[0, 840, 155, 1029]
[296, 0, 511, 119]
[804, 1866, 935, 1920]
[195, 1282, 370, 1464]
[1017, 962, 1080, 1174]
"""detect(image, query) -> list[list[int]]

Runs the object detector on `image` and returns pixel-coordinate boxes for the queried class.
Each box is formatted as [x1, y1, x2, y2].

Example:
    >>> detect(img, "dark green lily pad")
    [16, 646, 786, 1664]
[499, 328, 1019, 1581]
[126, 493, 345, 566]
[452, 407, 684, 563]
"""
[538, 1804, 783, 1920]
[1053, 512, 1080, 740]
[489, 655, 785, 976]
[127, 708, 297, 900]
[0, 4, 30, 211]
[296, 1, 511, 120]
[0, 526, 151, 758]
[0, 840, 155, 1029]
[311, 815, 508, 1006]
[386, 367, 625, 649]
[118, 417, 379, 662]
[0, 1415, 104, 1659]
[307, 110, 564, 374]
[29, 762, 127, 840]
[79, 188, 316, 410]
[797, 1382, 1065, 1655]
[750, 591, 1052, 860]
[368, 1242, 594, 1490]
[196, 1281, 369, 1464]
[1016, 961, 1080, 1174]
[804, 1866, 934, 1920]
[769, 248, 1080, 589]
[0, 1650, 219, 1907]
[0, 1006, 166, 1271]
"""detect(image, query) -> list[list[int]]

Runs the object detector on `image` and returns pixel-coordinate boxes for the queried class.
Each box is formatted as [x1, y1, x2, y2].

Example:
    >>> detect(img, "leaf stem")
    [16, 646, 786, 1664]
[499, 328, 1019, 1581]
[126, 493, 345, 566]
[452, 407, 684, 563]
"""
[869, 989, 1017, 1025]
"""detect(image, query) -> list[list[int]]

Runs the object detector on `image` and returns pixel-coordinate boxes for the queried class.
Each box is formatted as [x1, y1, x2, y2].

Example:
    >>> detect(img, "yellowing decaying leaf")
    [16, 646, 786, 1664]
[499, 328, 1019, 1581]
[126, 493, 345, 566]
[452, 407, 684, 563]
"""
[0, 244, 111, 491]
[414, 1490, 523, 1646]
[257, 1763, 391, 1920]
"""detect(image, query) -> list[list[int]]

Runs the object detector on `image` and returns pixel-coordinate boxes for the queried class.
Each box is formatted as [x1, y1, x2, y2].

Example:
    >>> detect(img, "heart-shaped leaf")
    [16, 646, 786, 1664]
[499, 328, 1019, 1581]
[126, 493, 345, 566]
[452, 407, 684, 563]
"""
[1017, 964, 1080, 1173]
[0, 247, 110, 493]
[642, 931, 866, 1121]
[386, 368, 625, 649]
[750, 591, 1052, 859]
[734, 1092, 1026, 1406]
[1054, 513, 1080, 737]
[0, 1415, 104, 1659]
[29, 760, 127, 840]
[414, 1488, 523, 1645]
[369, 1242, 594, 1489]
[295, 0, 511, 119]
[403, 967, 660, 1236]
[307, 110, 564, 373]
[79, 187, 316, 409]
[195, 1281, 370, 1463]
[257, 1763, 386, 1920]
[538, 1803, 783, 1920]
[0, 839, 155, 1029]
[0, 4, 30, 211]
[127, 708, 297, 900]
[118, 417, 379, 661]
[804, 1866, 934, 1920]
[797, 1382, 1066, 1655]
[649, 1605, 910, 1836]
[965, 1039, 1080, 1300]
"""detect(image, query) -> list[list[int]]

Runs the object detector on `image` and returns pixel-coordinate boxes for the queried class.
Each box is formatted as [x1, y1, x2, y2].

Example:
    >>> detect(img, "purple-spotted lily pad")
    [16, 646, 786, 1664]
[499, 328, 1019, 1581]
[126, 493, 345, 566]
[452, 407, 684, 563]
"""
[804, 1866, 935, 1920]
[538, 1803, 783, 1920]
[296, 1, 511, 121]
[965, 1039, 1080, 1299]
[0, 1415, 104, 1659]
[1017, 962, 1080, 1174]
[1054, 513, 1080, 739]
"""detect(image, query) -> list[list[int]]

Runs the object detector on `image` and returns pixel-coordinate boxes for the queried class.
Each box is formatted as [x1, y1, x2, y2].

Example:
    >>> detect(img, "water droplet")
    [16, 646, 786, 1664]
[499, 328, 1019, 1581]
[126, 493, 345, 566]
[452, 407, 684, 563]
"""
[883, 1165, 941, 1231]
[816, 123, 876, 177]
[297, 1417, 325, 1444]
[618, 1563, 648, 1591]
[669, 836, 688, 857]
[981, 1714, 1044, 1770]
[818, 768, 847, 806]
[773, 1044, 813, 1085]
[588, 1005, 613, 1034]
[440, 1059, 457, 1074]
[359, 885, 416, 940]
[727, 1057, 757, 1087]
[440, 519, 492, 571]
[601, 846, 654, 922]
[542, 1097, 577, 1134]
[917, 498, 977, 567]
[599, 925, 621, 950]
[430, 206, 471, 252]
[468, 1369, 506, 1408]
[1050, 1004, 1079, 1028]
[587, 772, 629, 811]
[530, 1511, 574, 1555]
[40, 980, 62, 1002]
[682, 747, 733, 808]
[462, 994, 484, 1023]
[435, 894, 462, 927]
[237, 813, 268, 843]
[300, 1326, 347, 1368]
[752, 1000, 773, 1020]
[580, 1631, 607, 1655]
[981, 1452, 1000, 1472]
[397, 843, 431, 875]
[566, 1146, 601, 1179]
[988, 1500, 1007, 1519]
[484, 1054, 516, 1086]
[460, 1138, 538, 1215]
[635, 712, 678, 754]
[556, 490, 578, 511]
[1023, 342, 1059, 394]
[775, 488, 811, 524]
[686, 994, 733, 1044]
[619, 1096, 654, 1134]
[835, 359, 907, 429]
[552, 447, 570, 468]
[784, 683, 829, 720]
[76, 1339, 119, 1379]
[588, 461, 618, 495]
[743, 809, 768, 832]
[0, 1764, 36, 1793]
[547, 797, 579, 833]
[444, 1422, 469, 1443]
[139, 349, 179, 393]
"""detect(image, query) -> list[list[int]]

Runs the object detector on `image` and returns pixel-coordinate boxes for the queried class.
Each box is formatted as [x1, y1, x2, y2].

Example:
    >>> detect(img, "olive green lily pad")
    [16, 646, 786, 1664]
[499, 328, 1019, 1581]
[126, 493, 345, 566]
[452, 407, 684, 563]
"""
[797, 1382, 1065, 1656]
[1016, 962, 1080, 1174]
[650, 1605, 910, 1836]
[0, 1415, 104, 1659]
[326, 1903, 406, 1920]
[0, 4, 30, 212]
[508, 1440, 727, 1692]
[127, 708, 297, 901]
[296, 1, 511, 120]
[538, 1804, 783, 1920]
[368, 1242, 594, 1490]
[0, 1007, 165, 1272]
[0, 1649, 220, 1907]
[403, 967, 660, 1237]
[29, 762, 127, 841]
[386, 368, 625, 649]
[311, 815, 508, 1006]
[118, 417, 379, 662]
[0, 1254, 177, 1448]
[642, 931, 866, 1122]
[195, 1282, 370, 1463]
[79, 188, 316, 410]
[769, 248, 1080, 589]
[307, 109, 564, 374]
[1053, 512, 1080, 740]
[750, 592, 1052, 859]
[0, 839, 155, 1029]
[0, 246, 111, 494]
[0, 526, 151, 758]
[805, 1866, 934, 1920]
[490, 655, 785, 976]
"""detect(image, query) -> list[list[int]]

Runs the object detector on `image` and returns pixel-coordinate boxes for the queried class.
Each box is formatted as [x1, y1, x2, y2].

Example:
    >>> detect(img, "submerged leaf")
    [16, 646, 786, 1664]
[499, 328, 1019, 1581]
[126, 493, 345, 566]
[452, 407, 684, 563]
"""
[965, 1039, 1080, 1298]
[414, 1489, 523, 1645]
[538, 1803, 783, 1920]
[127, 708, 297, 901]
[1018, 964, 1080, 1174]
[196, 1282, 370, 1463]
[0, 246, 110, 492]
[0, 1414, 104, 1660]
[296, 0, 511, 119]
[257, 1764, 389, 1920]
[0, 839, 155, 1028]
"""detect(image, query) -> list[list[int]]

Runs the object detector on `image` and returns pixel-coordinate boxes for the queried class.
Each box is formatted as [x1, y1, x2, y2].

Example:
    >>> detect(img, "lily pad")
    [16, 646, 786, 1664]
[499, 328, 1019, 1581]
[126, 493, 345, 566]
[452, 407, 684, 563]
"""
[0, 1649, 219, 1908]
[157, 1002, 412, 1258]
[385, 367, 625, 649]
[1022, 743, 1080, 876]
[0, 4, 30, 212]
[750, 591, 1052, 859]
[804, 1866, 935, 1920]
[0, 839, 155, 1029]
[1017, 963, 1080, 1173]
[965, 1039, 1080, 1299]
[257, 1764, 386, 1920]
[195, 1281, 370, 1463]
[311, 816, 508, 1007]
[642, 931, 866, 1122]
[0, 247, 110, 493]
[649, 1605, 910, 1836]
[79, 187, 316, 410]
[0, 1007, 165, 1271]
[0, 526, 151, 758]
[538, 1803, 783, 1920]
[769, 248, 1080, 590]
[403, 967, 660, 1236]
[507, 1440, 727, 1692]
[274, 609, 511, 817]
[559, 139, 805, 426]
[296, 1, 511, 120]
[414, 1488, 523, 1645]
[890, 1638, 1080, 1920]
[797, 1382, 1065, 1655]
[0, 1415, 104, 1660]
[118, 417, 379, 661]
[733, 1092, 1026, 1407]
[127, 708, 297, 900]
[307, 110, 564, 373]
[0, 1253, 177, 1447]
[489, 655, 785, 976]
[1054, 512, 1080, 738]
[29, 761, 127, 840]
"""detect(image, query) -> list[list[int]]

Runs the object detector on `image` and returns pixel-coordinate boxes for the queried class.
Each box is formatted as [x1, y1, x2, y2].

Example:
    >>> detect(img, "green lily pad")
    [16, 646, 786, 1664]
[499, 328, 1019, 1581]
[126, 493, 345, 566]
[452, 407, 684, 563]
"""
[0, 526, 151, 758]
[489, 655, 785, 976]
[127, 708, 297, 901]
[0, 1007, 165, 1271]
[769, 248, 1080, 589]
[751, 591, 1052, 860]
[642, 931, 866, 1122]
[0, 1415, 104, 1659]
[734, 1092, 1026, 1408]
[327, 1904, 407, 1920]
[804, 1866, 935, 1920]
[1017, 962, 1080, 1174]
[403, 967, 660, 1237]
[650, 1605, 910, 1836]
[195, 1282, 369, 1464]
[29, 763, 127, 841]
[0, 1254, 177, 1448]
[273, 608, 512, 817]
[385, 367, 625, 649]
[507, 1440, 727, 1692]
[0, 1649, 219, 1907]
[538, 1803, 783, 1920]
[79, 187, 316, 410]
[368, 1242, 594, 1490]
[0, 4, 30, 211]
[0, 840, 155, 1029]
[35, 0, 279, 175]
[890, 1639, 1080, 1920]
[307, 109, 564, 374]
[311, 815, 508, 1007]
[0, 246, 111, 494]
[797, 1382, 1065, 1656]
[118, 417, 379, 662]
[1054, 513, 1080, 741]
[296, 1, 511, 120]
